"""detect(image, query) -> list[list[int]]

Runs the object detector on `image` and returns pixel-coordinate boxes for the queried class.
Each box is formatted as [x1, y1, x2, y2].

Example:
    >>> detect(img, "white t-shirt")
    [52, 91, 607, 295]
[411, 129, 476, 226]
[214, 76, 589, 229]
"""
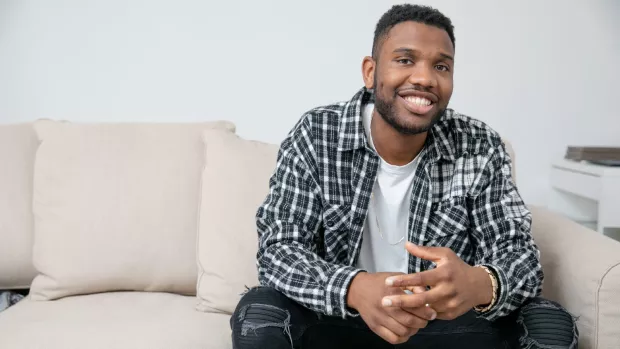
[356, 103, 420, 274]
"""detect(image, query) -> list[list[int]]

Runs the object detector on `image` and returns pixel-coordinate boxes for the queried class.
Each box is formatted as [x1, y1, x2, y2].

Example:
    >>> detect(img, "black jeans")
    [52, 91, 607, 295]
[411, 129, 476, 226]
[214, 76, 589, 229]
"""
[230, 286, 578, 349]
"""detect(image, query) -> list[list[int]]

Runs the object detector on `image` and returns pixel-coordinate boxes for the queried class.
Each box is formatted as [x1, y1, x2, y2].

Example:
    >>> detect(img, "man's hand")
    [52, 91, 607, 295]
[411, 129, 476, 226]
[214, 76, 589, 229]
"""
[381, 242, 493, 320]
[347, 272, 437, 344]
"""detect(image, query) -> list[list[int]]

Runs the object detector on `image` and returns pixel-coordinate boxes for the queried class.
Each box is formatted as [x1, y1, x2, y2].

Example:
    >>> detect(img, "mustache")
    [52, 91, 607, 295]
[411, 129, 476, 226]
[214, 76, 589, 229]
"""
[395, 85, 432, 95]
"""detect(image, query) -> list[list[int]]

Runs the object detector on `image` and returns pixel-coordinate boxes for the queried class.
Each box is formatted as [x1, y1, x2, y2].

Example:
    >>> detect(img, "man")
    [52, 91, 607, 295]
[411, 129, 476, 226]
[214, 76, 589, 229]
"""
[231, 4, 577, 349]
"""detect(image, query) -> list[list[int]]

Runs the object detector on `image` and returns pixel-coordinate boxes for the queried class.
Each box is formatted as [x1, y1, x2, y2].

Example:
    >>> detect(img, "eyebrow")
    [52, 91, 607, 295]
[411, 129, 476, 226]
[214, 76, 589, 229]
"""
[393, 47, 454, 61]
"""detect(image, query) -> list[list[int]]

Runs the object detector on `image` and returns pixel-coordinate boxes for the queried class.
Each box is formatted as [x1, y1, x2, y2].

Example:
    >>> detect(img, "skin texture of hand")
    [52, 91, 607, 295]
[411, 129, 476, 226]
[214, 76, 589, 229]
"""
[347, 271, 437, 344]
[381, 242, 493, 320]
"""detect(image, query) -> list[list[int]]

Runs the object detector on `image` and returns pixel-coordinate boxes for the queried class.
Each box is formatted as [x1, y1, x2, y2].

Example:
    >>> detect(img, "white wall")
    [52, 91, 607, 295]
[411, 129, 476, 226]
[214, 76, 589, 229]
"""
[0, 0, 618, 207]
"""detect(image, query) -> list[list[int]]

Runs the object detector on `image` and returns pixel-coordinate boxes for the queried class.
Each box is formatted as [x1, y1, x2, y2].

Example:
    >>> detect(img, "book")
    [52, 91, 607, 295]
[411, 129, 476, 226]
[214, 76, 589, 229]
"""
[565, 146, 620, 162]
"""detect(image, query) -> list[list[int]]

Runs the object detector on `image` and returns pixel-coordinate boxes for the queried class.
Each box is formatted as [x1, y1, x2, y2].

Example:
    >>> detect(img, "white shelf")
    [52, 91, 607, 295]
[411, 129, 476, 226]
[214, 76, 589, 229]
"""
[552, 159, 620, 177]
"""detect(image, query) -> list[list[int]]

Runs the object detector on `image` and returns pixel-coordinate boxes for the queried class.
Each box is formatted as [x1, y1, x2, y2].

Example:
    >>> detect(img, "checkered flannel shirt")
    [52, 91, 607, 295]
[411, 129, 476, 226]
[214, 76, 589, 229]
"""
[256, 87, 543, 321]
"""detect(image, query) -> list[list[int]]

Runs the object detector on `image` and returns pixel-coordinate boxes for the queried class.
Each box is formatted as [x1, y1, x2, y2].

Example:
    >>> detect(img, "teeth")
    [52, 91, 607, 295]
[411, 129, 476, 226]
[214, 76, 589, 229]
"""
[405, 96, 431, 106]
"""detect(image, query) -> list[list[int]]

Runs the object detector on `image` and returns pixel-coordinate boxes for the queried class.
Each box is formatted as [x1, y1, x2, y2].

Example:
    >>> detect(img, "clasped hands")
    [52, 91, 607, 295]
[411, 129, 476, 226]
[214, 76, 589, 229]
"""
[347, 242, 493, 345]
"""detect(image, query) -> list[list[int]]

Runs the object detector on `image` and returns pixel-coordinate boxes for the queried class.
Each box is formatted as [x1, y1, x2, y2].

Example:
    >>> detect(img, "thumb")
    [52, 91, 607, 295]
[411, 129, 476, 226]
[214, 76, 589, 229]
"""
[405, 242, 445, 262]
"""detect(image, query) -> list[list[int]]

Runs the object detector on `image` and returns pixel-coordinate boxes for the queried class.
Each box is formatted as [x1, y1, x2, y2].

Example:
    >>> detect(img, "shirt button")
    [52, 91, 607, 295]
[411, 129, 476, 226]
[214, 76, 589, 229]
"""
[353, 217, 363, 225]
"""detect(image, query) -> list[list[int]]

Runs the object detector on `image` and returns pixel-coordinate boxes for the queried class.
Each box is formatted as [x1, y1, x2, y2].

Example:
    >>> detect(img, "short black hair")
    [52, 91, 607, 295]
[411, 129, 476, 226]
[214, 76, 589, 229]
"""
[372, 4, 455, 59]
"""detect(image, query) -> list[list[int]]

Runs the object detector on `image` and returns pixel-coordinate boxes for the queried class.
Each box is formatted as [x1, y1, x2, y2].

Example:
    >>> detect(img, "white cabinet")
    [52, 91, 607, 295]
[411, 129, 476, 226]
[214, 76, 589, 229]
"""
[549, 159, 620, 235]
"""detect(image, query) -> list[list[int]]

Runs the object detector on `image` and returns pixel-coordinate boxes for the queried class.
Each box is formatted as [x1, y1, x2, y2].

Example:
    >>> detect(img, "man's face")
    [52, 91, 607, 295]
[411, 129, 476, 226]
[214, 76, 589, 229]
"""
[364, 21, 455, 135]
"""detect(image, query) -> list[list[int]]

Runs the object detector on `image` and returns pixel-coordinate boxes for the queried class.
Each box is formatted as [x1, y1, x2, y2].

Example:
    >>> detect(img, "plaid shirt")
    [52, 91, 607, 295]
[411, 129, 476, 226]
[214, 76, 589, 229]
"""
[256, 87, 543, 321]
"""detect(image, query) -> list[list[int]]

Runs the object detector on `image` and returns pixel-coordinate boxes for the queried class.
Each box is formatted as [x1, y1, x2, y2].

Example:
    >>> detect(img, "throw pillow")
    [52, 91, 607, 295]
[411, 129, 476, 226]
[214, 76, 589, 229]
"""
[30, 120, 235, 300]
[196, 129, 278, 314]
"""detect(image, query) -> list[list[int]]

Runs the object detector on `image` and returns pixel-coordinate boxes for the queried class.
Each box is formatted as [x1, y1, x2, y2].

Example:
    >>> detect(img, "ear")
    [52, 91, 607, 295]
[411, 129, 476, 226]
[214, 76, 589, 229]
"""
[361, 56, 375, 89]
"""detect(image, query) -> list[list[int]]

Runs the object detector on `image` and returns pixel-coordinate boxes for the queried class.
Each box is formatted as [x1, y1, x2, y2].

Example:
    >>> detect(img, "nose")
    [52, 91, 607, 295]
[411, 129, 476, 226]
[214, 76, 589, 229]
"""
[407, 63, 436, 88]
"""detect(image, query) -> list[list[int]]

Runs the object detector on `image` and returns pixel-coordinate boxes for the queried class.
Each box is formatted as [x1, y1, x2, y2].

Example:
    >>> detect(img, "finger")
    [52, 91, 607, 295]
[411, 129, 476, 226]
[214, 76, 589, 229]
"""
[382, 286, 449, 308]
[375, 326, 409, 345]
[405, 242, 448, 262]
[383, 313, 411, 338]
[435, 312, 460, 321]
[432, 299, 468, 320]
[408, 286, 427, 294]
[390, 308, 430, 329]
[434, 303, 469, 321]
[386, 269, 443, 288]
[402, 305, 437, 321]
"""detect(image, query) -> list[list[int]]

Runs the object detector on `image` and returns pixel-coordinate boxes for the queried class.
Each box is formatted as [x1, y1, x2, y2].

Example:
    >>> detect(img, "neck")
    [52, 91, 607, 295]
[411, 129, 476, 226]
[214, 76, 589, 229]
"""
[371, 109, 427, 166]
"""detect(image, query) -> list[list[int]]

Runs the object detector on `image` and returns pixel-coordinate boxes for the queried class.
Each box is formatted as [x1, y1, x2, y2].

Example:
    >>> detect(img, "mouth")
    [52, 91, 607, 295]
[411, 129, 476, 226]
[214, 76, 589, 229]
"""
[399, 95, 436, 116]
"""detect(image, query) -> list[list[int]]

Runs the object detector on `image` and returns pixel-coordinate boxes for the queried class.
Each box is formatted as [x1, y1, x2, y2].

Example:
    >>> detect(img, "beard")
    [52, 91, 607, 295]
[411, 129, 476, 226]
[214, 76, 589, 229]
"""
[373, 82, 445, 136]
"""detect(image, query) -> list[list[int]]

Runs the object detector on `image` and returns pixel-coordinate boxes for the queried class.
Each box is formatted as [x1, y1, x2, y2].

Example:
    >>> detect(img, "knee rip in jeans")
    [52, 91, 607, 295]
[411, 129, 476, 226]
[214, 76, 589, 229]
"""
[237, 303, 294, 349]
[516, 298, 579, 349]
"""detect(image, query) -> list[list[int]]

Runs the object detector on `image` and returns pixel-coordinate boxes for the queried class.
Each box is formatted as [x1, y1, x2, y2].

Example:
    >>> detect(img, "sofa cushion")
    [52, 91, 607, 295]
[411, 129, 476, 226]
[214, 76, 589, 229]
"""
[0, 292, 231, 349]
[196, 130, 278, 314]
[0, 123, 38, 289]
[530, 205, 620, 349]
[30, 120, 235, 300]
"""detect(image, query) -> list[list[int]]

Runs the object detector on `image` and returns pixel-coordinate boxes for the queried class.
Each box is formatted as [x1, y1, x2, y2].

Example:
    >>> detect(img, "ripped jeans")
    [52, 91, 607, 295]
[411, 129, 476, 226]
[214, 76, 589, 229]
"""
[230, 286, 578, 349]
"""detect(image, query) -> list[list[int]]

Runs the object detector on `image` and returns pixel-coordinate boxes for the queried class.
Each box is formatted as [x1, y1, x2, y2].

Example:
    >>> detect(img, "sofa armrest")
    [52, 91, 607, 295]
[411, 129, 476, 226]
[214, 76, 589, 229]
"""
[529, 205, 620, 349]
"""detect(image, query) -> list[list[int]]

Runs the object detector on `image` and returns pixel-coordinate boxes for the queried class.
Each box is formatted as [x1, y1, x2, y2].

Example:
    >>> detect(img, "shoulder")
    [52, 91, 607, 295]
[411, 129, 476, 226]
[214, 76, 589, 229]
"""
[436, 109, 507, 157]
[284, 100, 347, 146]
[298, 101, 347, 133]
[279, 100, 348, 162]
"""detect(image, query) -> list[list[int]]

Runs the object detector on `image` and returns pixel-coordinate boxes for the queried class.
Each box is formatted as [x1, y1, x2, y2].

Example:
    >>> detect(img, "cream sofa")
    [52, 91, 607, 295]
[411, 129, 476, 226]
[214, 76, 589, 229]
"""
[0, 121, 619, 349]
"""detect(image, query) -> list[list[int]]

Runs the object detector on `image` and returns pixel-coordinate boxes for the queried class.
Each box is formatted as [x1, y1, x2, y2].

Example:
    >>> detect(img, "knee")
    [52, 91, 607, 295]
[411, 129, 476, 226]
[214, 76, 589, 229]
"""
[231, 287, 295, 349]
[516, 298, 578, 349]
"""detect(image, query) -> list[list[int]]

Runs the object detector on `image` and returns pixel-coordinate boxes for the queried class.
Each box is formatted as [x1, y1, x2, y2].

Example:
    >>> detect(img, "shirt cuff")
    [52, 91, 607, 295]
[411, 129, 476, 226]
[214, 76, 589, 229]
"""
[324, 266, 365, 318]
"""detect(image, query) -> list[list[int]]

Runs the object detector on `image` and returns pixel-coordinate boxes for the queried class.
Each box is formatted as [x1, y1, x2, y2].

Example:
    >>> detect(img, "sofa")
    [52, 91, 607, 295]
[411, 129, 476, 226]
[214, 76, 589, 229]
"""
[0, 121, 619, 349]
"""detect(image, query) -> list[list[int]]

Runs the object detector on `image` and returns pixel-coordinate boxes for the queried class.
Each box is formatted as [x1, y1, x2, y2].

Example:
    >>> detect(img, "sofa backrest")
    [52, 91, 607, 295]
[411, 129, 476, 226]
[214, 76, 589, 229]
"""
[503, 139, 517, 184]
[0, 122, 519, 295]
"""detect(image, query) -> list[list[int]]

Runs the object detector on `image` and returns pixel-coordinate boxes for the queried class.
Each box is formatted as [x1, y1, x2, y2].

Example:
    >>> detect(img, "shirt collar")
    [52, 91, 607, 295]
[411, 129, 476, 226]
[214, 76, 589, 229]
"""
[336, 87, 456, 163]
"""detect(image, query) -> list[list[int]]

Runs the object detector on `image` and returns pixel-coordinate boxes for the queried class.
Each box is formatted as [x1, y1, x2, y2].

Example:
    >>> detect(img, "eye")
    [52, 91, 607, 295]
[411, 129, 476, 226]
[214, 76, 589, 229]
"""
[396, 58, 413, 65]
[435, 64, 450, 72]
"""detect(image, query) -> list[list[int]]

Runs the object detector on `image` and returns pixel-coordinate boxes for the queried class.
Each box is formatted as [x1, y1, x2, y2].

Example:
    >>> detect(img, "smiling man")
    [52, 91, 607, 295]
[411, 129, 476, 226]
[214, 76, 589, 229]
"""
[230, 4, 578, 349]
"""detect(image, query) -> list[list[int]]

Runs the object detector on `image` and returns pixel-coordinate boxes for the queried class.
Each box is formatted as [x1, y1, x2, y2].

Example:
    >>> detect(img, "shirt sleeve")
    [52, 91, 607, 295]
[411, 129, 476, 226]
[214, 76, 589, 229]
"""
[468, 142, 544, 321]
[255, 119, 363, 318]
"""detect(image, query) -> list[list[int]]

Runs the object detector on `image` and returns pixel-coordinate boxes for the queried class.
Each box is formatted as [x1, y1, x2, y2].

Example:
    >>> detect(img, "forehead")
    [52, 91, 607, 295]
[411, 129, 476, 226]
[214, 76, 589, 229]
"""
[381, 21, 454, 56]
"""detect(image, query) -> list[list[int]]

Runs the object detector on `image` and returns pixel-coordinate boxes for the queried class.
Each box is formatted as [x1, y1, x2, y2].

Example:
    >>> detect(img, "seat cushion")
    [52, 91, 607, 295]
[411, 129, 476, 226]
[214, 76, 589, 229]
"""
[30, 120, 235, 300]
[0, 292, 232, 349]
[0, 123, 38, 289]
[196, 130, 278, 314]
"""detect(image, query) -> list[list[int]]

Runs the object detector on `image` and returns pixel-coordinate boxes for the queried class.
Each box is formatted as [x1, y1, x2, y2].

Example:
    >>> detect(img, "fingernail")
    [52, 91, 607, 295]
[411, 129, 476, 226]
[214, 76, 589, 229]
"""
[406, 242, 415, 248]
[430, 311, 437, 321]
[382, 298, 392, 306]
[385, 278, 394, 286]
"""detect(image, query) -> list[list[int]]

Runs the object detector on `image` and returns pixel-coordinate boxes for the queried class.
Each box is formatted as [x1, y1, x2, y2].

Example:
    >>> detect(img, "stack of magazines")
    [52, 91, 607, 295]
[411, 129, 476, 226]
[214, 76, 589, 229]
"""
[565, 147, 620, 166]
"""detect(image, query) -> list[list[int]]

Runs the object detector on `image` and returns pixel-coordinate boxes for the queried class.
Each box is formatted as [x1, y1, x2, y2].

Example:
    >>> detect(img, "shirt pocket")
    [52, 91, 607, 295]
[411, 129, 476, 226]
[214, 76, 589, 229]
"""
[322, 204, 351, 262]
[423, 196, 470, 246]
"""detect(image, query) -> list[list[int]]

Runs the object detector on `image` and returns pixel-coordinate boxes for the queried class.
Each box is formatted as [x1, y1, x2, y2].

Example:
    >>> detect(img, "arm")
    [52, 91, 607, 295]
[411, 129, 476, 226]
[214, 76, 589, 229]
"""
[469, 142, 544, 321]
[256, 120, 363, 318]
